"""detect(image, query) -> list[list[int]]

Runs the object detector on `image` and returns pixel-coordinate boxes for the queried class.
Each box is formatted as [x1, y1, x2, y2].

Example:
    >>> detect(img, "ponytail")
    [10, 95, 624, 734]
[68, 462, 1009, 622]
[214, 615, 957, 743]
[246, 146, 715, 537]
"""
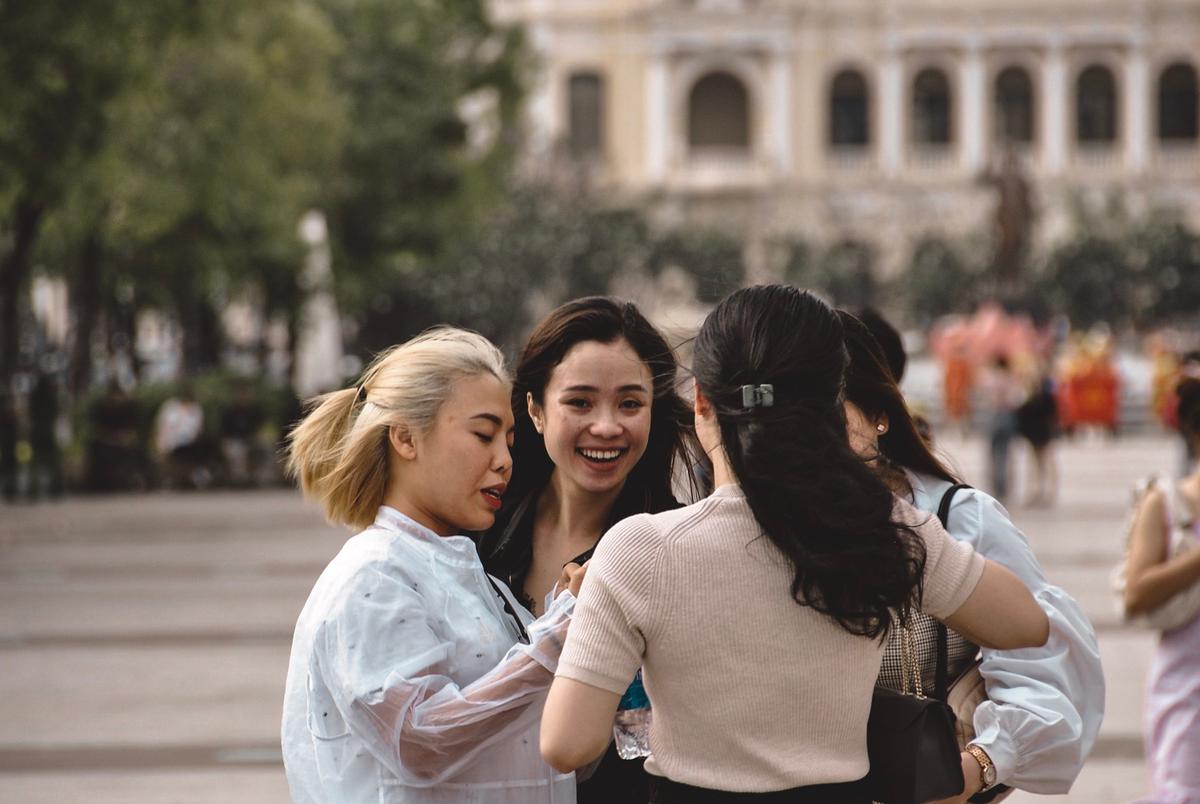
[694, 286, 925, 639]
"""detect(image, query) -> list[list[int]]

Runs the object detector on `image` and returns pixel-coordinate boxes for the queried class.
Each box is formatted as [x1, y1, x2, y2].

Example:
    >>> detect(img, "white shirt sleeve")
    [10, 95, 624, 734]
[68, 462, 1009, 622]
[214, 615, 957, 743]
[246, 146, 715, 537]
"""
[310, 563, 575, 786]
[947, 488, 1106, 793]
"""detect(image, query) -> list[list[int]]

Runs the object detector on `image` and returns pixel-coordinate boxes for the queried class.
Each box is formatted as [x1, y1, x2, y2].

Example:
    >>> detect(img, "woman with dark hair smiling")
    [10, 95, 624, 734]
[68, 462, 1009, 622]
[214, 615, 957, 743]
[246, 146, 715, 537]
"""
[540, 285, 1048, 802]
[838, 309, 1103, 803]
[478, 296, 698, 803]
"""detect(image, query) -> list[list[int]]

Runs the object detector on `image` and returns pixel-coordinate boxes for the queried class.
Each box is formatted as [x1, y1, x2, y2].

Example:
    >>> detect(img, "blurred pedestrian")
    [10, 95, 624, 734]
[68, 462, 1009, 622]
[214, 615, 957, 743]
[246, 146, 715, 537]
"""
[28, 372, 63, 500]
[1016, 370, 1059, 507]
[220, 383, 265, 486]
[87, 382, 144, 491]
[944, 343, 975, 437]
[0, 386, 18, 502]
[154, 385, 209, 488]
[282, 328, 580, 803]
[1123, 376, 1200, 803]
[982, 356, 1023, 502]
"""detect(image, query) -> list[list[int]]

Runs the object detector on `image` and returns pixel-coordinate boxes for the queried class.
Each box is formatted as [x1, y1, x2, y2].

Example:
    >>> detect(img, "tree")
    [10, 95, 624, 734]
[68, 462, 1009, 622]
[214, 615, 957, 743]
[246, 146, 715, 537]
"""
[650, 228, 745, 304]
[896, 238, 981, 326]
[794, 241, 877, 309]
[34, 0, 343, 384]
[317, 0, 527, 326]
[0, 1, 187, 388]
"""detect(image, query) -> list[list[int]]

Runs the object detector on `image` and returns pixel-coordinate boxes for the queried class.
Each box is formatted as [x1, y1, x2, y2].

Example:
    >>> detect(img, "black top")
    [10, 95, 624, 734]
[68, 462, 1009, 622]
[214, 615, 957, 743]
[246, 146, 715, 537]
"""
[477, 483, 681, 611]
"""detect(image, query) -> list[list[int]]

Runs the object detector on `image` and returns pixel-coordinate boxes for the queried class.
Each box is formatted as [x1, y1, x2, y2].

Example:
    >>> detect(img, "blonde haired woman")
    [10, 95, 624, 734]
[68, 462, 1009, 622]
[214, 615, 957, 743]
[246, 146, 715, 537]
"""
[282, 328, 583, 803]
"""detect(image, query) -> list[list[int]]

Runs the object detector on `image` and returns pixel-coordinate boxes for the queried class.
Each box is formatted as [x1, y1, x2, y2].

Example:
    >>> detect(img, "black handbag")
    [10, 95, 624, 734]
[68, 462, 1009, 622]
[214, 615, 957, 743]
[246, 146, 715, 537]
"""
[865, 619, 964, 803]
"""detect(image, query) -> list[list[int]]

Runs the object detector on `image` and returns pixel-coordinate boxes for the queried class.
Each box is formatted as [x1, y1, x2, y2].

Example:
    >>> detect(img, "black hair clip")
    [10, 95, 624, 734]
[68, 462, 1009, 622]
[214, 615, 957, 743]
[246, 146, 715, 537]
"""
[740, 384, 774, 410]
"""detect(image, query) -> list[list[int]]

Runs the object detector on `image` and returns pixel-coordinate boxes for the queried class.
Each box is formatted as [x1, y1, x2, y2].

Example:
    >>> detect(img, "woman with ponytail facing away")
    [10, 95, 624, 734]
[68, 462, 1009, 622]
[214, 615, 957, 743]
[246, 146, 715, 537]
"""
[540, 286, 1048, 802]
[282, 328, 583, 803]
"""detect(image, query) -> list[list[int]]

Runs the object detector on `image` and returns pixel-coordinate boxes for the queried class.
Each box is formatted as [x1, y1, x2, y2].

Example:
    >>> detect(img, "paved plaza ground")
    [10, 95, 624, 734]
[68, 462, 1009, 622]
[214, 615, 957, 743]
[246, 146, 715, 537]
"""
[0, 431, 1184, 802]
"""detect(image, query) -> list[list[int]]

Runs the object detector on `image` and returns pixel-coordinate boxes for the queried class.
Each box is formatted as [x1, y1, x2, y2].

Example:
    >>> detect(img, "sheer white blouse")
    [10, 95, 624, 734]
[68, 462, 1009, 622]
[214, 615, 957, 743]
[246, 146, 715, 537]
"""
[282, 506, 576, 803]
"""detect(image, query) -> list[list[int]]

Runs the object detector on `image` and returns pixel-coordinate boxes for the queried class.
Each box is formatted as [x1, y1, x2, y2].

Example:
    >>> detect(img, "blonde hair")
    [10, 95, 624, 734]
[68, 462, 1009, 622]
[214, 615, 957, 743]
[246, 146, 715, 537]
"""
[287, 327, 509, 530]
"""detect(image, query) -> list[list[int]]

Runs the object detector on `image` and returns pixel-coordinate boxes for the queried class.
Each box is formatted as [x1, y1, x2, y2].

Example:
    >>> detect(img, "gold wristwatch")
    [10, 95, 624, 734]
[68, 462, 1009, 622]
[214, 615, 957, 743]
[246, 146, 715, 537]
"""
[966, 744, 997, 791]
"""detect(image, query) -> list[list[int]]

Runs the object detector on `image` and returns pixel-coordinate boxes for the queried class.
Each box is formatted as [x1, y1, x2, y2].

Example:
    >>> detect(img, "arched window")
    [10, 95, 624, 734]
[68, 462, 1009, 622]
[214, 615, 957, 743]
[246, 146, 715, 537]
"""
[567, 72, 605, 155]
[994, 66, 1035, 143]
[1158, 62, 1198, 141]
[1076, 65, 1118, 143]
[688, 72, 751, 150]
[912, 68, 953, 145]
[830, 69, 870, 146]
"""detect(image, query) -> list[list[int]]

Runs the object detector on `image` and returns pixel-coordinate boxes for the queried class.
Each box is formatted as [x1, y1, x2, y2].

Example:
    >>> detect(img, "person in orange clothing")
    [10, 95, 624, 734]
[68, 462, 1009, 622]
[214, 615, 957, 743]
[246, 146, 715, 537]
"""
[944, 344, 975, 435]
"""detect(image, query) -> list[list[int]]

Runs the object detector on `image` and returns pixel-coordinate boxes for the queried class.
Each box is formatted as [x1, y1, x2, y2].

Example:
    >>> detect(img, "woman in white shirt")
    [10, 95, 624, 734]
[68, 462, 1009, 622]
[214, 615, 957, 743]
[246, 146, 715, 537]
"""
[541, 286, 1049, 802]
[282, 328, 583, 803]
[839, 310, 1104, 802]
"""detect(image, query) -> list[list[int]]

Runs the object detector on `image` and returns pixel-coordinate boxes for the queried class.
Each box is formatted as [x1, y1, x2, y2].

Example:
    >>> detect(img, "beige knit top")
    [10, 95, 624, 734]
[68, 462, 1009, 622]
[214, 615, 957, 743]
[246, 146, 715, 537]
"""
[556, 484, 986, 793]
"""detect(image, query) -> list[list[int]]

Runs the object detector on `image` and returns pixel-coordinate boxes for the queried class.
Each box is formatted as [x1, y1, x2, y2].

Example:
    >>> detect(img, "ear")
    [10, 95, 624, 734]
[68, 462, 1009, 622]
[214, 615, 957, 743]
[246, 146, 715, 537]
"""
[388, 423, 418, 461]
[526, 391, 544, 435]
[693, 379, 713, 419]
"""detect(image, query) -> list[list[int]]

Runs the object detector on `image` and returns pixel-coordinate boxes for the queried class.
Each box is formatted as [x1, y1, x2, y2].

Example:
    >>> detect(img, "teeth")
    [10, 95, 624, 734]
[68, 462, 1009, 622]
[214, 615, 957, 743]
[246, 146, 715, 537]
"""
[580, 448, 622, 461]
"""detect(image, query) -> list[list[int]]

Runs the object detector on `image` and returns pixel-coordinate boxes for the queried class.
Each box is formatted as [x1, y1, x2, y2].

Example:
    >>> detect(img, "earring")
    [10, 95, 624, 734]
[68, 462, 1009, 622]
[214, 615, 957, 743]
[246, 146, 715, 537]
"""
[876, 423, 887, 434]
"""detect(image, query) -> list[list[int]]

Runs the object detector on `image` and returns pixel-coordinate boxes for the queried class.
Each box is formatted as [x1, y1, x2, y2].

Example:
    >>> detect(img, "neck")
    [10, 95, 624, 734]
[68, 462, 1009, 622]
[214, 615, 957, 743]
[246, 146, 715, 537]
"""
[383, 483, 453, 537]
[709, 444, 738, 490]
[537, 470, 622, 547]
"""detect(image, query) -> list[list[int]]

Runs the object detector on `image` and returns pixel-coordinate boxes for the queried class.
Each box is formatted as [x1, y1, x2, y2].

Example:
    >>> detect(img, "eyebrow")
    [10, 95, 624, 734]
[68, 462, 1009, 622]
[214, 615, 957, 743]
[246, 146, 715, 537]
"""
[470, 413, 507, 428]
[560, 384, 649, 393]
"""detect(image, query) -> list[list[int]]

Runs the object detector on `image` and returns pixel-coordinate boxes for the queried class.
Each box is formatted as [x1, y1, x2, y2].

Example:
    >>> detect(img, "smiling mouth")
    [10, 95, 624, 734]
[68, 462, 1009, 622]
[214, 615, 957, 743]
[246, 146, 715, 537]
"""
[481, 487, 504, 508]
[577, 448, 626, 464]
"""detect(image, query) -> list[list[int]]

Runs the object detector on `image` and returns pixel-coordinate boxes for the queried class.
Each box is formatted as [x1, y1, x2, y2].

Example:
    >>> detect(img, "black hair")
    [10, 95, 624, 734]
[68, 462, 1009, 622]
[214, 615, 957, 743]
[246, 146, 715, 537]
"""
[857, 307, 907, 382]
[839, 310, 959, 484]
[504, 296, 697, 519]
[1177, 377, 1200, 445]
[693, 285, 925, 639]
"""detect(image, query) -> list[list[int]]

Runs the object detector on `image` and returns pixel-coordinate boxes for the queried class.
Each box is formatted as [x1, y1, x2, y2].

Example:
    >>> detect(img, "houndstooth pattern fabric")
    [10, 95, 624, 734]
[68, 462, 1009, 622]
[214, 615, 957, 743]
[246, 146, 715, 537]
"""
[877, 610, 978, 695]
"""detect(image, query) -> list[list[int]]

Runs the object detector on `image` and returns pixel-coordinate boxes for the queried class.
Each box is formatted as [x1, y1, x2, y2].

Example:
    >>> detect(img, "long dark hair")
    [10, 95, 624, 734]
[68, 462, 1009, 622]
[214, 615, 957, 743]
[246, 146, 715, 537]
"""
[504, 296, 697, 519]
[838, 310, 959, 484]
[693, 285, 925, 639]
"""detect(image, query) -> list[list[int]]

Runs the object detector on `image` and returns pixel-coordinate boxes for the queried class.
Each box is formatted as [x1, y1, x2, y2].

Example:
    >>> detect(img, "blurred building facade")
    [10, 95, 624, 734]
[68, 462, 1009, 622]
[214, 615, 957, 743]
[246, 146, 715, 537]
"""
[493, 0, 1200, 277]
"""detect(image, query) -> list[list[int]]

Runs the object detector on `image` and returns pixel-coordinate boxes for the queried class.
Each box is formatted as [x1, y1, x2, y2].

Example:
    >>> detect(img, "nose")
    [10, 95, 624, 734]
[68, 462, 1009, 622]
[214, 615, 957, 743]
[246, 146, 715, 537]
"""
[589, 407, 622, 439]
[494, 440, 513, 478]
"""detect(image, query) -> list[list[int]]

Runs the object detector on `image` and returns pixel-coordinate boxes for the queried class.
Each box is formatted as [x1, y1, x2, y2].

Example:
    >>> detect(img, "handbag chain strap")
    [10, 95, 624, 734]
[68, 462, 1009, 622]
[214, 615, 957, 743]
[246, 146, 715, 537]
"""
[900, 624, 925, 699]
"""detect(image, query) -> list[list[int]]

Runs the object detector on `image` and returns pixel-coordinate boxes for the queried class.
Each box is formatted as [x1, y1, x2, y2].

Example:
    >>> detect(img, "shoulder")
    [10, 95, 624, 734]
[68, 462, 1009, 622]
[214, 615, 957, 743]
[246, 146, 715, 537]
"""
[592, 494, 727, 565]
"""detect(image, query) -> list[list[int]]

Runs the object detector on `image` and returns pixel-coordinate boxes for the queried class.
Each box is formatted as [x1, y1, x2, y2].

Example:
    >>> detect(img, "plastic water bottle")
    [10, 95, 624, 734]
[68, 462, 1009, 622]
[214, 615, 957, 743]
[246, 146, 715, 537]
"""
[613, 670, 651, 760]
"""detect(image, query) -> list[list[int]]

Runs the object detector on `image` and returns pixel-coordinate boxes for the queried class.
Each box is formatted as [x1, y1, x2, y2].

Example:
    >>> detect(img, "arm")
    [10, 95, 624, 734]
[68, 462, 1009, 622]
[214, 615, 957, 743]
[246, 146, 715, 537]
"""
[901, 498, 1047, 651]
[943, 561, 1048, 650]
[541, 678, 624, 773]
[951, 491, 1105, 792]
[541, 516, 656, 773]
[1123, 488, 1200, 616]
[316, 567, 576, 786]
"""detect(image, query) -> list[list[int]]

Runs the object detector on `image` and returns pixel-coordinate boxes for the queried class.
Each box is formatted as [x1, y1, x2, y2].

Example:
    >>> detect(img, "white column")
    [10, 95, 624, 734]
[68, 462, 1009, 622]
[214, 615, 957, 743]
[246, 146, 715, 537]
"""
[525, 24, 557, 153]
[1041, 42, 1068, 174]
[646, 49, 669, 182]
[769, 49, 794, 174]
[879, 49, 904, 175]
[961, 45, 987, 173]
[1125, 45, 1150, 173]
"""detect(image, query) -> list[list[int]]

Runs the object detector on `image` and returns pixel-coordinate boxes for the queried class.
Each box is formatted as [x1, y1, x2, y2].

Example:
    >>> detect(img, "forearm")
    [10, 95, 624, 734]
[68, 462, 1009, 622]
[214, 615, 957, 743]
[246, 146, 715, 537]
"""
[1125, 548, 1200, 615]
[351, 591, 575, 783]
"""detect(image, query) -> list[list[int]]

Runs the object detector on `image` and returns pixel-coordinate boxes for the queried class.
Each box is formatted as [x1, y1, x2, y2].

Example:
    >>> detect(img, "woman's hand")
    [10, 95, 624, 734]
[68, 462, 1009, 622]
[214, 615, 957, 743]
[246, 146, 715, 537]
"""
[927, 751, 984, 804]
[555, 561, 589, 598]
